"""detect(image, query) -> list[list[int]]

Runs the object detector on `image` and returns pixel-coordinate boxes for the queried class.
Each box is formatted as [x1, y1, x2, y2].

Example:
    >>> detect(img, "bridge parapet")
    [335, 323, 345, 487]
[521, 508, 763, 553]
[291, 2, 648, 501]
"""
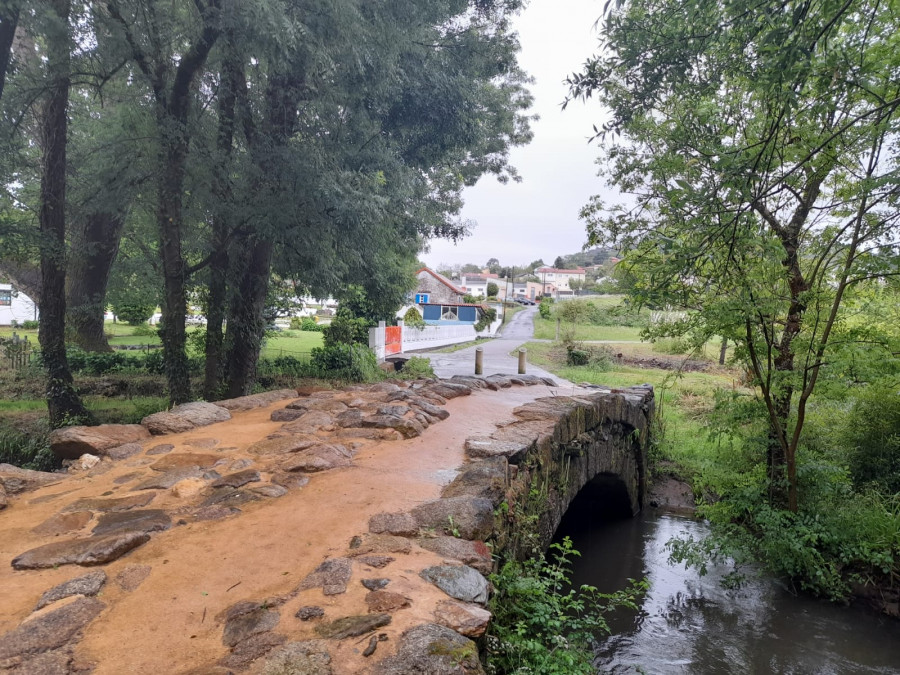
[463, 385, 654, 559]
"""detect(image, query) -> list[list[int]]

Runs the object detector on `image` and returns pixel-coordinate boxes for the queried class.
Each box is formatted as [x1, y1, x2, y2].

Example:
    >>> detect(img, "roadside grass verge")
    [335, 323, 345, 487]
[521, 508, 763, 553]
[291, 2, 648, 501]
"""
[524, 340, 745, 482]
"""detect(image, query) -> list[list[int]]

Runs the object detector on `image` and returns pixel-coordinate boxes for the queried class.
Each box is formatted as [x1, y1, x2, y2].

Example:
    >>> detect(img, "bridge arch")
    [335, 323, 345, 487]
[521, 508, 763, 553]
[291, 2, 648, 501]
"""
[489, 386, 654, 559]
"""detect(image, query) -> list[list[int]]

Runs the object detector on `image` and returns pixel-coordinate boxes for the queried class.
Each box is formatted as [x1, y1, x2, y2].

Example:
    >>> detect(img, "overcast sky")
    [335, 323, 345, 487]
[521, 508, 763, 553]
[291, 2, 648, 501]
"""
[421, 0, 613, 270]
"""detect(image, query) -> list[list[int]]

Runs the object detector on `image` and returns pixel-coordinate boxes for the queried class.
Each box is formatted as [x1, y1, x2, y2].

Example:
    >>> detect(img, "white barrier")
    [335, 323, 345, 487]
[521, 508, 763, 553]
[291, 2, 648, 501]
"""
[402, 324, 477, 352]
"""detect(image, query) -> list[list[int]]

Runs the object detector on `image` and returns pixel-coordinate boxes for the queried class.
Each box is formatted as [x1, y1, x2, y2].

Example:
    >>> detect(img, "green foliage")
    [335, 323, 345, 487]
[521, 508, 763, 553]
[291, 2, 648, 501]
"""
[322, 315, 371, 348]
[538, 298, 553, 319]
[474, 307, 497, 332]
[290, 316, 324, 332]
[463, 294, 480, 304]
[131, 324, 157, 337]
[402, 306, 426, 329]
[565, 344, 612, 370]
[113, 303, 156, 326]
[20, 320, 38, 330]
[485, 537, 646, 675]
[487, 281, 499, 297]
[840, 384, 900, 496]
[396, 356, 434, 379]
[309, 344, 382, 382]
[0, 424, 57, 472]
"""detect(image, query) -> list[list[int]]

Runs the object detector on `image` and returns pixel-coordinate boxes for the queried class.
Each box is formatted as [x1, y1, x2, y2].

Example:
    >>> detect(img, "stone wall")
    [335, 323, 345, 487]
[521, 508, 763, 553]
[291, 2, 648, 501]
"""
[479, 385, 654, 559]
[415, 270, 462, 304]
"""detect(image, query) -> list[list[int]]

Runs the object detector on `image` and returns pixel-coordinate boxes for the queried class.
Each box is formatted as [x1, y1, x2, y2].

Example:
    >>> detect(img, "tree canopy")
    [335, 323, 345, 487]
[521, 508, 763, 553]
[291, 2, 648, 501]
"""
[570, 0, 900, 510]
[0, 0, 535, 421]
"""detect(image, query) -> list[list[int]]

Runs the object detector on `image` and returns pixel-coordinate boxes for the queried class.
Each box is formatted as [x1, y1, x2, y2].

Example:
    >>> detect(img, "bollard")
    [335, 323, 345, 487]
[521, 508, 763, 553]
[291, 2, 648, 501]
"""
[475, 347, 484, 375]
[518, 348, 527, 375]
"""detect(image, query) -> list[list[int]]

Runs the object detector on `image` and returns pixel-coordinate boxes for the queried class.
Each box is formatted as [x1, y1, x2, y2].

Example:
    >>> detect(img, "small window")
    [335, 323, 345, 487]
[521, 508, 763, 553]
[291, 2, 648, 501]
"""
[441, 306, 459, 321]
[0, 290, 10, 306]
[415, 293, 429, 304]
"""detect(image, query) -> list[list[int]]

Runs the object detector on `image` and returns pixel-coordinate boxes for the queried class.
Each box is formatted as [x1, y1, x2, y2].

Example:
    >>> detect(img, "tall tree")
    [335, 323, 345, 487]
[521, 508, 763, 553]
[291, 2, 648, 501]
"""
[104, 0, 222, 403]
[571, 0, 900, 510]
[37, 0, 92, 426]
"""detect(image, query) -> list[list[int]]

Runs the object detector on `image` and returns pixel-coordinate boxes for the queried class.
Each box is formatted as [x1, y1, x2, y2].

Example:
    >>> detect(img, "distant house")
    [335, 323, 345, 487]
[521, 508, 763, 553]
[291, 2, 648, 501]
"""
[460, 273, 500, 298]
[0, 283, 37, 326]
[535, 267, 586, 296]
[413, 267, 465, 305]
[513, 281, 549, 300]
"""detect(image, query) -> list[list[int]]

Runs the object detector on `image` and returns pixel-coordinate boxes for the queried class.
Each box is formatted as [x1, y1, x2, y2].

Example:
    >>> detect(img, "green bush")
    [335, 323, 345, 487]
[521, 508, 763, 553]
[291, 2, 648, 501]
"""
[565, 344, 612, 370]
[485, 537, 645, 675]
[131, 323, 158, 337]
[474, 307, 497, 332]
[322, 315, 371, 347]
[301, 317, 323, 332]
[64, 348, 142, 375]
[539, 297, 553, 319]
[309, 343, 382, 382]
[289, 316, 324, 331]
[403, 306, 426, 329]
[20, 320, 38, 330]
[396, 356, 434, 379]
[113, 303, 156, 325]
[0, 424, 57, 472]
[843, 384, 900, 495]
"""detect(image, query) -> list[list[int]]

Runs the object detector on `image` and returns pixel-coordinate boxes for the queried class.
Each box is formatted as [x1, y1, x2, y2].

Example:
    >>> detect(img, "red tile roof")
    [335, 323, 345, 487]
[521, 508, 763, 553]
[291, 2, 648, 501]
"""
[535, 267, 586, 274]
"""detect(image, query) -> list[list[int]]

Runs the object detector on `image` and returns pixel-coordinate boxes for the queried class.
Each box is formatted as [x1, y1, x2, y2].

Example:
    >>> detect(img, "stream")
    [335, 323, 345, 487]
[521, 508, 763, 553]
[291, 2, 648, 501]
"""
[553, 507, 900, 674]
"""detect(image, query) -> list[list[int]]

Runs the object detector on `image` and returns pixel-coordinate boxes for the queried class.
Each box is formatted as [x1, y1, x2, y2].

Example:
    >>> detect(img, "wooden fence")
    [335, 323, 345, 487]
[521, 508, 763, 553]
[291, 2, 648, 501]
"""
[0, 334, 33, 371]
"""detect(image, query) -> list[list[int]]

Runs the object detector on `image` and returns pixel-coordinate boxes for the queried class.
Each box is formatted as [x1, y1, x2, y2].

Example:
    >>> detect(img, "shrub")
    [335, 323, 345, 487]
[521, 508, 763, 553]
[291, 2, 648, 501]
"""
[322, 314, 371, 348]
[487, 281, 499, 297]
[113, 303, 156, 325]
[20, 320, 38, 330]
[539, 297, 553, 319]
[486, 537, 645, 675]
[843, 384, 900, 495]
[403, 306, 426, 329]
[0, 423, 57, 472]
[131, 323, 158, 337]
[566, 346, 589, 366]
[309, 343, 382, 382]
[64, 348, 140, 375]
[474, 307, 497, 332]
[289, 316, 323, 331]
[301, 317, 323, 332]
[397, 356, 434, 379]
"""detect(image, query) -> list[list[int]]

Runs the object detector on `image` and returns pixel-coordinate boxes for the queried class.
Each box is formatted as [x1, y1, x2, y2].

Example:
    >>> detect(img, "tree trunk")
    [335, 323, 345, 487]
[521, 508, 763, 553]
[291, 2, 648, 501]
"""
[156, 125, 192, 404]
[203, 45, 240, 400]
[770, 238, 808, 512]
[718, 337, 727, 365]
[223, 239, 273, 398]
[66, 212, 123, 352]
[38, 0, 92, 428]
[0, 0, 19, 102]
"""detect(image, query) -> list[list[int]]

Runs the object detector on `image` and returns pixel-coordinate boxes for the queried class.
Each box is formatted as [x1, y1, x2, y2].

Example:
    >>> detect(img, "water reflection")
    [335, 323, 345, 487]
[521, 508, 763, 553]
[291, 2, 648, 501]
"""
[554, 509, 900, 674]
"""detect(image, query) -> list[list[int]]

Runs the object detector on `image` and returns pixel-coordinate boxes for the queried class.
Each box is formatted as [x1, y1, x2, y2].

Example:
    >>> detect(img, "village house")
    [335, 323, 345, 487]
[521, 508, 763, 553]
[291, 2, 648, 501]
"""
[0, 283, 37, 326]
[534, 266, 586, 297]
[402, 267, 491, 326]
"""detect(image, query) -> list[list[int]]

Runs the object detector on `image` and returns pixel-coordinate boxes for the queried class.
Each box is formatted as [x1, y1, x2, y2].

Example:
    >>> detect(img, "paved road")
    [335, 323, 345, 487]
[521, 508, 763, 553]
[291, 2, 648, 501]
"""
[415, 307, 574, 386]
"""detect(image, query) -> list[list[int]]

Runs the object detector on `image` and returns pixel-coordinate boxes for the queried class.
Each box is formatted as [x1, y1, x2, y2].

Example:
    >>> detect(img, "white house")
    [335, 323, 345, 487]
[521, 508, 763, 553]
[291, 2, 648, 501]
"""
[0, 283, 37, 326]
[534, 267, 586, 296]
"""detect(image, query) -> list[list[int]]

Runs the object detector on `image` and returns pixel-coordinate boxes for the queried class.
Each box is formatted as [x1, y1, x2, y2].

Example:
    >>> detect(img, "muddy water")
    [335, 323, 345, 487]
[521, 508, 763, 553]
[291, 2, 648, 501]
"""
[554, 509, 900, 674]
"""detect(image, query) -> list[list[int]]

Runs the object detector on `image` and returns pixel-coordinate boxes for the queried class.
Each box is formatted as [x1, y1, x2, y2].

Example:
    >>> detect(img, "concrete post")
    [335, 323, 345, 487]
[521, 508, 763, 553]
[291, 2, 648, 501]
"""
[555, 318, 560, 340]
[475, 347, 484, 375]
[518, 348, 527, 375]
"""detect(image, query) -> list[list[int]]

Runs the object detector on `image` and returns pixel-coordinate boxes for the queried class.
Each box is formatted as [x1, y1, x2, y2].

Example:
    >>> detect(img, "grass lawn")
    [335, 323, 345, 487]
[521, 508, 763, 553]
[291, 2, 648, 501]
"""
[525, 340, 747, 478]
[261, 331, 323, 359]
[532, 317, 644, 342]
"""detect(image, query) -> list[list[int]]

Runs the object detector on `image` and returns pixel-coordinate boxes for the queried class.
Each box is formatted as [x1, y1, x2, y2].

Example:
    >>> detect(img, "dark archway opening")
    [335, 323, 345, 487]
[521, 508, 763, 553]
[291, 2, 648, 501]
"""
[553, 472, 634, 538]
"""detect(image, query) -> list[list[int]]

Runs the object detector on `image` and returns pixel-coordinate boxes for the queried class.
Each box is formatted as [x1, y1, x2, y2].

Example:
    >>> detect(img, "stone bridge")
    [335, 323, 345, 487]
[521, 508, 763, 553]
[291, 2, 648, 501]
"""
[0, 376, 652, 674]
